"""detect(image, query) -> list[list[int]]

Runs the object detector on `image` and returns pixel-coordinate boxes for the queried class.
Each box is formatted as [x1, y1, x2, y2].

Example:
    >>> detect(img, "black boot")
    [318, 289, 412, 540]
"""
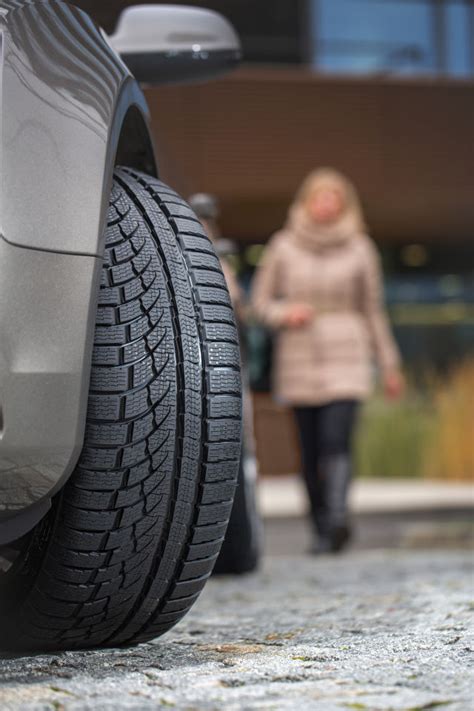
[310, 501, 333, 554]
[302, 470, 332, 554]
[319, 454, 352, 553]
[308, 530, 332, 555]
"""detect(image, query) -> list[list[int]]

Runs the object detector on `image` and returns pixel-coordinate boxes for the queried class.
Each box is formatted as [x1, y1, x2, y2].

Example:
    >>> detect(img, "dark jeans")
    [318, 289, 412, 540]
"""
[294, 400, 359, 536]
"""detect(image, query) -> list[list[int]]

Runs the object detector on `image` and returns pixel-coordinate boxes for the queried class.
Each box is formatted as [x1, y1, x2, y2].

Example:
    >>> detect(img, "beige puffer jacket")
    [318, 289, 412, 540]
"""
[251, 194, 400, 407]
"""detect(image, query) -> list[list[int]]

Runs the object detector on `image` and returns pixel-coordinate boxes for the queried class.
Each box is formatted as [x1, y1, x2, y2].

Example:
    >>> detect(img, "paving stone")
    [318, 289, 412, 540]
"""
[0, 550, 472, 710]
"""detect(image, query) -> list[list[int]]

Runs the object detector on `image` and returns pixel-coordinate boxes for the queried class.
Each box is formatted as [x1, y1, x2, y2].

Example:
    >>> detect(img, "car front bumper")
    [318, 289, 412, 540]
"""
[0, 237, 100, 528]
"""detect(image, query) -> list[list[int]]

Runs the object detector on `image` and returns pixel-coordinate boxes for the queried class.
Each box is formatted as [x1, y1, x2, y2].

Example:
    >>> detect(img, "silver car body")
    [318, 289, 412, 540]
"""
[0, 0, 157, 538]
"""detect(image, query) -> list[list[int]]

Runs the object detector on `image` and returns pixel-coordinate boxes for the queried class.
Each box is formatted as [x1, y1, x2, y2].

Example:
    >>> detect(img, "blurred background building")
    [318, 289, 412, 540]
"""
[79, 0, 473, 480]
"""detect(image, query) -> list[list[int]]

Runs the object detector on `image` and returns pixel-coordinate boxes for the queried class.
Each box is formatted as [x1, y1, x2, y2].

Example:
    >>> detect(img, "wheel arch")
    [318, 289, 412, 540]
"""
[115, 103, 157, 178]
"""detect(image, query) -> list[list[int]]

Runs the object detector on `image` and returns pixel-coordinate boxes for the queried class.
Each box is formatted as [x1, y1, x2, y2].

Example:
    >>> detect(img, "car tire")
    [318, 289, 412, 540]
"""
[213, 447, 261, 575]
[0, 168, 241, 652]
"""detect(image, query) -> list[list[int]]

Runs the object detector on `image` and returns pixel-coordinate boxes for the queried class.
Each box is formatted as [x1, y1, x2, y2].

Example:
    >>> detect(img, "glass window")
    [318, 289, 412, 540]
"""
[445, 1, 471, 76]
[311, 0, 473, 77]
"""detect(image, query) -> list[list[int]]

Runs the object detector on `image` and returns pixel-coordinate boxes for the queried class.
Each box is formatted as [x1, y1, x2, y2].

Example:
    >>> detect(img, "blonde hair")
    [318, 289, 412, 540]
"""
[292, 168, 367, 232]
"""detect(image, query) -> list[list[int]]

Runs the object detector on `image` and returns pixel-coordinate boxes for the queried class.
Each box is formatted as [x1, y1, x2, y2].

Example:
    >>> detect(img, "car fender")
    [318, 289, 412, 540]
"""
[0, 0, 156, 537]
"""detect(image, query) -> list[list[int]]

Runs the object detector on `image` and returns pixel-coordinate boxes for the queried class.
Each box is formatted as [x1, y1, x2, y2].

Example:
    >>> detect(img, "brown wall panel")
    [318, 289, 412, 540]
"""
[252, 394, 300, 477]
[146, 68, 474, 243]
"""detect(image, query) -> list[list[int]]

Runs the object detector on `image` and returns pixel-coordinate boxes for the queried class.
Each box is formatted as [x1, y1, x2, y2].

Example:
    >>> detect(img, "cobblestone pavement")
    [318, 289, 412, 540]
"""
[0, 550, 473, 710]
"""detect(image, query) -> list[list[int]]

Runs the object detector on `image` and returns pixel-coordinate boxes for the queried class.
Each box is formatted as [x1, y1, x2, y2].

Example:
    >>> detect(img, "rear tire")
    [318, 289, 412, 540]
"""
[0, 168, 241, 651]
[213, 448, 261, 575]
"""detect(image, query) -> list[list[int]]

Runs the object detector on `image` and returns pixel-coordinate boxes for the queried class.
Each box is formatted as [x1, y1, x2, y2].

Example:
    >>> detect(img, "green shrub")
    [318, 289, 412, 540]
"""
[355, 359, 474, 480]
[423, 360, 474, 481]
[355, 395, 434, 479]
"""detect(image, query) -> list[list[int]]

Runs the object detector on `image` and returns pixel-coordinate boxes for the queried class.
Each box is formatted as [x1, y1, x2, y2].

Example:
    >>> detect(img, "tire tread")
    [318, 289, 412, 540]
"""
[0, 168, 241, 651]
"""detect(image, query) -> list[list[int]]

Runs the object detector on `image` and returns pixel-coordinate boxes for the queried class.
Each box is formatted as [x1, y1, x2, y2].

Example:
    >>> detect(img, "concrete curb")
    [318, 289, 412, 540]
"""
[257, 476, 474, 518]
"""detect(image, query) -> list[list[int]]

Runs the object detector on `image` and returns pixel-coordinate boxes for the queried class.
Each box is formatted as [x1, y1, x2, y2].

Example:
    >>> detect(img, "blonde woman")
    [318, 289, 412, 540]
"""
[252, 169, 404, 554]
